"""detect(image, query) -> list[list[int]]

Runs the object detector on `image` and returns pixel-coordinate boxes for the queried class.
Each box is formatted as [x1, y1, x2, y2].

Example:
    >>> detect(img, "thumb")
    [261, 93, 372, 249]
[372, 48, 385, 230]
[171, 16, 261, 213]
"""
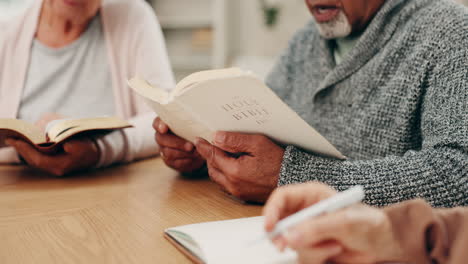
[213, 131, 256, 153]
[63, 140, 80, 154]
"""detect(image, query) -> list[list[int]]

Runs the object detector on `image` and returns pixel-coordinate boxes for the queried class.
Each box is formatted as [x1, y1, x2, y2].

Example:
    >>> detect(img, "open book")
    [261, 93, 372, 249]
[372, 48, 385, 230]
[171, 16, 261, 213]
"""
[0, 117, 131, 153]
[165, 216, 297, 264]
[129, 68, 345, 159]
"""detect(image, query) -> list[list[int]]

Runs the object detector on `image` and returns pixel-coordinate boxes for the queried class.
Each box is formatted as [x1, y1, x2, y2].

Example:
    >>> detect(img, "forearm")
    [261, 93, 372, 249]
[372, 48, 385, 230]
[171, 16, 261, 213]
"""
[384, 200, 468, 264]
[95, 112, 159, 168]
[279, 146, 467, 207]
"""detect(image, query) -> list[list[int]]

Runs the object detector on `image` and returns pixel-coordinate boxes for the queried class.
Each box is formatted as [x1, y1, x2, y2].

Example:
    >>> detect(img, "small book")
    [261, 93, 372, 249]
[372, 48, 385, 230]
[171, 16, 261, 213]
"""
[165, 216, 297, 264]
[128, 68, 345, 159]
[0, 117, 132, 153]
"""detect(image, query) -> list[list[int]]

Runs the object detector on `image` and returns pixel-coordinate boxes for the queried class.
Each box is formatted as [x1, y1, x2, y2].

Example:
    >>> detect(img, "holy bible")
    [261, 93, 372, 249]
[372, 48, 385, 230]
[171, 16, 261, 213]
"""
[0, 117, 131, 153]
[129, 68, 345, 159]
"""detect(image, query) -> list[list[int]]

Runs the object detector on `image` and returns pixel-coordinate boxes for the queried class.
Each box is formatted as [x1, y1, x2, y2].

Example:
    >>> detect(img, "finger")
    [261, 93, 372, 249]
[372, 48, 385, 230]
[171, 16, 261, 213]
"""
[263, 184, 316, 231]
[156, 132, 194, 152]
[7, 139, 41, 163]
[166, 158, 196, 171]
[213, 131, 260, 153]
[8, 139, 53, 169]
[153, 117, 169, 134]
[161, 147, 198, 161]
[264, 182, 337, 232]
[62, 138, 90, 154]
[206, 164, 236, 195]
[272, 236, 288, 252]
[195, 138, 237, 174]
[296, 243, 342, 264]
[285, 211, 349, 248]
[152, 117, 160, 131]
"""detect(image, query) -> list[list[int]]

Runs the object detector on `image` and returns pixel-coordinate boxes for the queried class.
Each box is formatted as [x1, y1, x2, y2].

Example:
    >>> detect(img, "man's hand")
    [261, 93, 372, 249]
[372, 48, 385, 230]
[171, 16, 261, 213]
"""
[195, 131, 285, 203]
[263, 183, 405, 264]
[6, 138, 100, 177]
[153, 117, 205, 173]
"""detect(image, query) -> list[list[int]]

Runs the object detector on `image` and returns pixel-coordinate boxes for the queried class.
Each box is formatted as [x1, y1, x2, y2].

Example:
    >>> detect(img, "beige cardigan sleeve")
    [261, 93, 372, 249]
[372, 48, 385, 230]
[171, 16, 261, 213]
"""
[384, 199, 468, 264]
[95, 1, 175, 167]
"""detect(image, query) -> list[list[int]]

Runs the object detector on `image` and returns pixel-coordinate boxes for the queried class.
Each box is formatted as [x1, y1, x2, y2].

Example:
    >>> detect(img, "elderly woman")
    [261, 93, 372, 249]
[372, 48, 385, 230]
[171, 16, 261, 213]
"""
[0, 0, 174, 175]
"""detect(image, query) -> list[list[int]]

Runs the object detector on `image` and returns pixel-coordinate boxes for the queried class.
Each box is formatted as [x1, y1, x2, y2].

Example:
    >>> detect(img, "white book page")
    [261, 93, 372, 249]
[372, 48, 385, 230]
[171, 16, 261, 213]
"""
[167, 217, 297, 264]
[177, 75, 345, 159]
[129, 77, 211, 143]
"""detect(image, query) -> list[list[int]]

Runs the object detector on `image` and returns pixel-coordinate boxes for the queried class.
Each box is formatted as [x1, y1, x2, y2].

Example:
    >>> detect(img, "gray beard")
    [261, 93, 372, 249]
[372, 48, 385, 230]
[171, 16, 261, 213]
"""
[315, 11, 352, 39]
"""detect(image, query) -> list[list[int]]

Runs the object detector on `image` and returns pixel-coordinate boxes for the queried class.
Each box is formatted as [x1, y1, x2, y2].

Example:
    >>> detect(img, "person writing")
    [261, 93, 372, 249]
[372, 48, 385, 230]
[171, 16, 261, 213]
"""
[154, 0, 467, 206]
[0, 0, 175, 176]
[263, 182, 468, 264]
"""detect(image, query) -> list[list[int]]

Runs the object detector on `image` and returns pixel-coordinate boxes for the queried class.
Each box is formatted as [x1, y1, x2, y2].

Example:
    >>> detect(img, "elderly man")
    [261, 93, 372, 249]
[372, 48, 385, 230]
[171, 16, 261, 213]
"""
[0, 0, 174, 176]
[154, 0, 467, 205]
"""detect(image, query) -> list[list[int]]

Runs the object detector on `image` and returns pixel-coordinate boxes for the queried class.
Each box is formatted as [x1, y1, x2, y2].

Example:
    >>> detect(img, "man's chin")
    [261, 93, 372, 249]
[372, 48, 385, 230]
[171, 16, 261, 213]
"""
[314, 11, 352, 39]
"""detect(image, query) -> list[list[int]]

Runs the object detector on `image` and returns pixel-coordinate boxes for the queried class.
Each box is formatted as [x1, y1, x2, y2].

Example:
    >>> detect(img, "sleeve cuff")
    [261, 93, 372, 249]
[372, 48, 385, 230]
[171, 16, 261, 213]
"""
[0, 147, 21, 164]
[278, 145, 323, 186]
[94, 130, 128, 168]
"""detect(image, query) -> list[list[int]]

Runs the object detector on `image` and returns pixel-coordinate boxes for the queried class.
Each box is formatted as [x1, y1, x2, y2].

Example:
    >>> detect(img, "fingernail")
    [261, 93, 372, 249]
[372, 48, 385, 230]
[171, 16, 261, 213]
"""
[214, 131, 226, 144]
[184, 142, 194, 152]
[158, 123, 166, 133]
[194, 137, 204, 147]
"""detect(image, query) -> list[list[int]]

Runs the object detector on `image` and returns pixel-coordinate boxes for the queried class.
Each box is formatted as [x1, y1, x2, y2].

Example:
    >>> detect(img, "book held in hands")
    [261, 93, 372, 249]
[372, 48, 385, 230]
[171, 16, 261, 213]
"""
[128, 68, 345, 159]
[0, 117, 131, 153]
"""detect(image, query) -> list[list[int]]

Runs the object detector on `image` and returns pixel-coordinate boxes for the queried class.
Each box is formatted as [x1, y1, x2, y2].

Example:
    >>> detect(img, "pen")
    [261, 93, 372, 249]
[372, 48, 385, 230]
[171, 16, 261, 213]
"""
[262, 185, 365, 242]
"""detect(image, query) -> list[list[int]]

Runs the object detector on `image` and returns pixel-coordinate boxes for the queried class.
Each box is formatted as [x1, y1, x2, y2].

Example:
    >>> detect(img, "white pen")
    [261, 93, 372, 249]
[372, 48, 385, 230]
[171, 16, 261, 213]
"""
[259, 185, 365, 243]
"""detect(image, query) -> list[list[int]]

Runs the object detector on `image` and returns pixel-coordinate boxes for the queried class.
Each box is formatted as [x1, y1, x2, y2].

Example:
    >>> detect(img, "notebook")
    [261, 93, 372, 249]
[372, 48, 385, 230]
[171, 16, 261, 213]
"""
[165, 216, 297, 264]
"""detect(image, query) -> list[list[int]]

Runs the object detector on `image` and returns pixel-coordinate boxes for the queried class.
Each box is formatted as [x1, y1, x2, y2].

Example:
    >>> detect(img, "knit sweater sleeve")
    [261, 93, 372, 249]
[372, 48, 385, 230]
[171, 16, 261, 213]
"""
[278, 28, 468, 207]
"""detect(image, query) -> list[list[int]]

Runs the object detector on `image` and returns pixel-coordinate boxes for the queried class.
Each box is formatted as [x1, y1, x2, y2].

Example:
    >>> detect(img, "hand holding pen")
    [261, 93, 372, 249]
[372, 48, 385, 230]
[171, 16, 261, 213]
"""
[262, 182, 405, 264]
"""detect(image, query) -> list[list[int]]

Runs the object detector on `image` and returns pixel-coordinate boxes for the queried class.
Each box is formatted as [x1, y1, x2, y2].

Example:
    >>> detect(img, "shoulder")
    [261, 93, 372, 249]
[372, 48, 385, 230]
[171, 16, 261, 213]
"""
[0, 2, 38, 49]
[279, 19, 320, 65]
[101, 0, 158, 27]
[404, 0, 467, 53]
[288, 20, 320, 50]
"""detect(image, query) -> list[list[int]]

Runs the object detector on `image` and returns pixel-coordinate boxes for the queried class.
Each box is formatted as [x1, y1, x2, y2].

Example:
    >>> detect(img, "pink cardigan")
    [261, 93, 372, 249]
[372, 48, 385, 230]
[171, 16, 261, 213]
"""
[0, 0, 175, 165]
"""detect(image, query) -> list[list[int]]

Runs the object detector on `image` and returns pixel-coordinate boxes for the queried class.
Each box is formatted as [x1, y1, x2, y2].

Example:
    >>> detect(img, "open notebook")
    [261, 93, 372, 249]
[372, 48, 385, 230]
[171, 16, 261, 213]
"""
[165, 216, 297, 264]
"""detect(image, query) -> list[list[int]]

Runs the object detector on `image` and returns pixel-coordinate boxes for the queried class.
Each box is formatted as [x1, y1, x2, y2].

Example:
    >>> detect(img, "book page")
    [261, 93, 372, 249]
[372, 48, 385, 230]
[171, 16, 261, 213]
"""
[177, 75, 345, 159]
[48, 117, 132, 143]
[143, 97, 212, 144]
[173, 68, 245, 98]
[166, 217, 297, 264]
[128, 77, 170, 104]
[129, 77, 212, 144]
[0, 119, 46, 146]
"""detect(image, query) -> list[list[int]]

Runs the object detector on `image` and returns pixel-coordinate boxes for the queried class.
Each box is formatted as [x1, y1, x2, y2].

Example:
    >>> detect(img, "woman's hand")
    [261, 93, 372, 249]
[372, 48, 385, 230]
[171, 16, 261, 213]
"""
[153, 117, 206, 173]
[6, 137, 100, 177]
[263, 182, 405, 264]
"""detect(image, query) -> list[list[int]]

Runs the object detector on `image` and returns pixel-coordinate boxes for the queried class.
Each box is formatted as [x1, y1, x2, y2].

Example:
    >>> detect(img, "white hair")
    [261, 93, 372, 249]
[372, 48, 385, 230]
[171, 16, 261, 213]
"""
[315, 10, 352, 39]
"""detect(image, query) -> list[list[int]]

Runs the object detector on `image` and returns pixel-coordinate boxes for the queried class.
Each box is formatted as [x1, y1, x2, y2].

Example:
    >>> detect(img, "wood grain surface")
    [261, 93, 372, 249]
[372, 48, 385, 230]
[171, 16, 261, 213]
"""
[0, 158, 262, 263]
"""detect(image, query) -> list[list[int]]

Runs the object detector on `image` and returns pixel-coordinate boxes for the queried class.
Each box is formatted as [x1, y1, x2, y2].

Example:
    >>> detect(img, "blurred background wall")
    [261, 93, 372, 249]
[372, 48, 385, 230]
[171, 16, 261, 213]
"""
[1, 0, 466, 80]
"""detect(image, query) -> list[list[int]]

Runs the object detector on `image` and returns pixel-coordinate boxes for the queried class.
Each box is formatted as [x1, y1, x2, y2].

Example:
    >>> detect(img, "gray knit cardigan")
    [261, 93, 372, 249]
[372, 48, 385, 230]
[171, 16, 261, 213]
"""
[266, 0, 467, 207]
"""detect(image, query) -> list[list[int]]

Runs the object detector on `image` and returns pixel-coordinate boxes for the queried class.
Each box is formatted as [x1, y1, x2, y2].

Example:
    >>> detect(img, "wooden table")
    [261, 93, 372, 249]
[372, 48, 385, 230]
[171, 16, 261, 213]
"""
[0, 158, 262, 263]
